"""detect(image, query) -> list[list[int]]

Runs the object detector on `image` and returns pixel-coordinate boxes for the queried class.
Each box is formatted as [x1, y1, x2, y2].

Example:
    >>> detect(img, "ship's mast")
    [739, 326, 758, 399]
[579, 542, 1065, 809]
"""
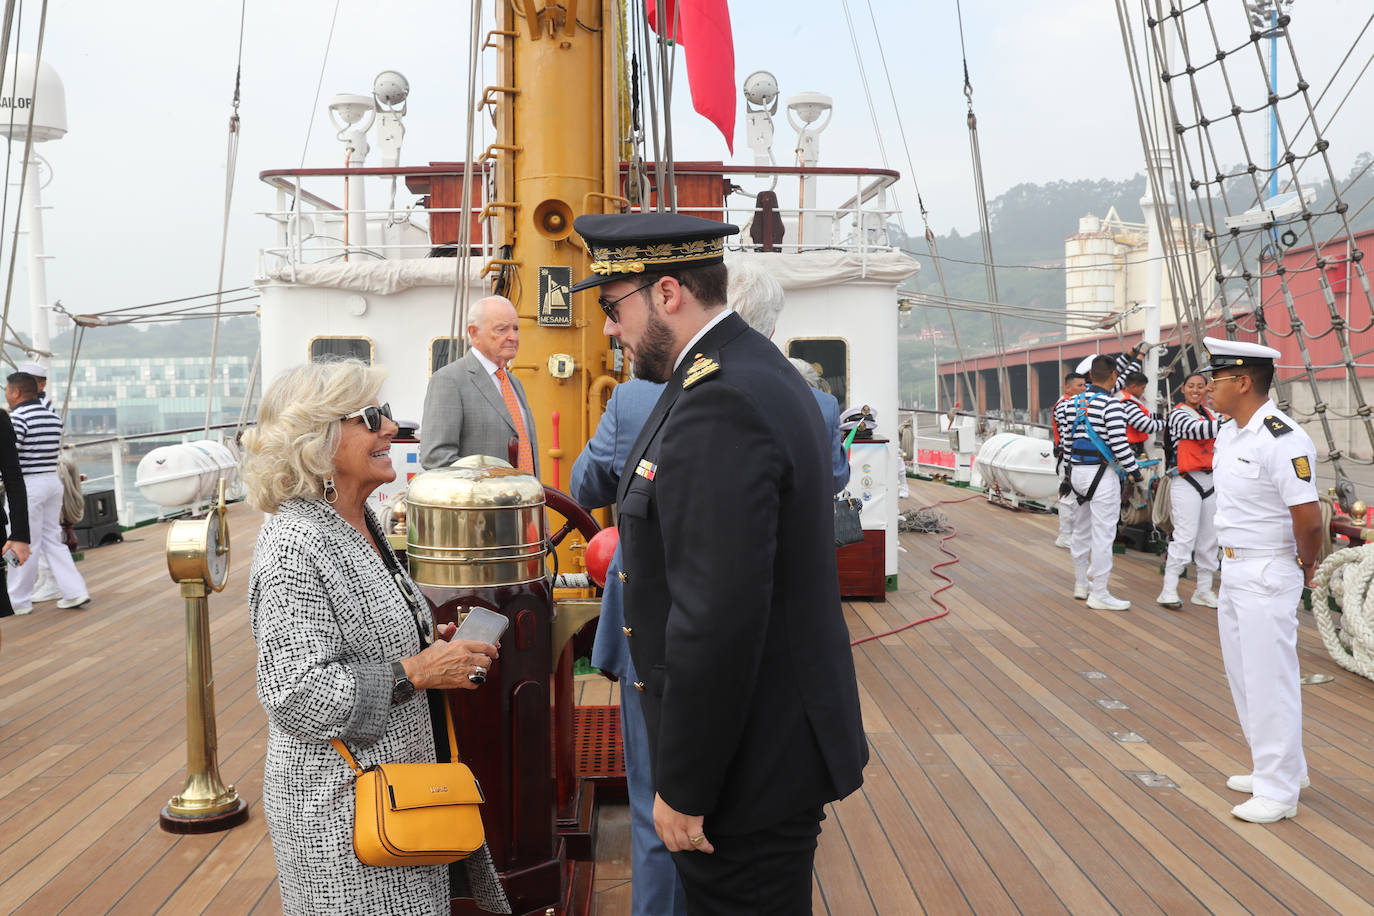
[492, 1, 624, 491]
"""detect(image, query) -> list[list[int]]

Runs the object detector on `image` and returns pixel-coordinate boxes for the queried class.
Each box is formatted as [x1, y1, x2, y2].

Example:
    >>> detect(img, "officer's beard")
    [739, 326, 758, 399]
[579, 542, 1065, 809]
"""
[631, 306, 677, 383]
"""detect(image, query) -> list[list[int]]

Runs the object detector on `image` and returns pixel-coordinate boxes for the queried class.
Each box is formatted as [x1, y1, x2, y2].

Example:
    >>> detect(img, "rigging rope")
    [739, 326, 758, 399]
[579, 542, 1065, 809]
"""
[954, 0, 1011, 414]
[202, 0, 247, 436]
[836, 0, 979, 412]
[0, 0, 47, 363]
[1126, 0, 1374, 486]
[444, 0, 485, 368]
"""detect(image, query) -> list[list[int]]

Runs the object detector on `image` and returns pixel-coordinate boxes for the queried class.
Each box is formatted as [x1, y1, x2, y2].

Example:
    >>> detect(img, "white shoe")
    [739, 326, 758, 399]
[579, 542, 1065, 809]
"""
[1227, 774, 1310, 793]
[1073, 583, 1089, 600]
[1156, 589, 1182, 609]
[56, 594, 91, 610]
[11, 604, 32, 615]
[1191, 589, 1219, 608]
[31, 585, 61, 602]
[1087, 593, 1130, 611]
[1054, 535, 1071, 549]
[1231, 796, 1297, 823]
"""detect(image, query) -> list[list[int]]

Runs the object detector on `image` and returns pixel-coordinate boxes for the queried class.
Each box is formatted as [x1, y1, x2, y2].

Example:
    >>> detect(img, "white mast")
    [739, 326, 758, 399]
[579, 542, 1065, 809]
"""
[1140, 32, 1172, 411]
[0, 53, 68, 359]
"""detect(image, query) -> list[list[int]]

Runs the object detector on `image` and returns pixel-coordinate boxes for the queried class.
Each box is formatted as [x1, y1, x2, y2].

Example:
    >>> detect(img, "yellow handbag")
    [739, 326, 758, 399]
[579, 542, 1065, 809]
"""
[331, 698, 486, 867]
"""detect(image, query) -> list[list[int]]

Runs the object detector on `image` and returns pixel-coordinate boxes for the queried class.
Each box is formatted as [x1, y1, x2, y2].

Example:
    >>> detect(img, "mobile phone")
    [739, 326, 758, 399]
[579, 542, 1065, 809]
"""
[3, 549, 18, 569]
[454, 607, 509, 646]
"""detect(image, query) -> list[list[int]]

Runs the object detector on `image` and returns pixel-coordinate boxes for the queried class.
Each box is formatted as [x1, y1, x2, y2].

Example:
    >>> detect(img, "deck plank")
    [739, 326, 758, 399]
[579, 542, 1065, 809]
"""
[3, 486, 1374, 915]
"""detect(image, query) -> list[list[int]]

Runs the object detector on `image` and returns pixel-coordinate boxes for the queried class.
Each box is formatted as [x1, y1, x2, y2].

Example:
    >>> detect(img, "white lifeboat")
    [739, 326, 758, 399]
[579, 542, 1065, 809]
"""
[974, 433, 1059, 505]
[135, 440, 239, 510]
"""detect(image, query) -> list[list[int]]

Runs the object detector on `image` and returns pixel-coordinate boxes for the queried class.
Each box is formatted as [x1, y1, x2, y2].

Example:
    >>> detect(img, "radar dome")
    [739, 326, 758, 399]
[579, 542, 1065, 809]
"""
[0, 53, 67, 142]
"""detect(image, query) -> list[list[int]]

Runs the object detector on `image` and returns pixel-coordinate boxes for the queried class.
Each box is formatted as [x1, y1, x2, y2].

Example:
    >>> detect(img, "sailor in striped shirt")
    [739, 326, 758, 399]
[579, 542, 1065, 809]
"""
[1051, 371, 1086, 548]
[1157, 372, 1229, 609]
[1118, 370, 1163, 458]
[1065, 355, 1142, 611]
[5, 371, 89, 612]
[17, 361, 57, 415]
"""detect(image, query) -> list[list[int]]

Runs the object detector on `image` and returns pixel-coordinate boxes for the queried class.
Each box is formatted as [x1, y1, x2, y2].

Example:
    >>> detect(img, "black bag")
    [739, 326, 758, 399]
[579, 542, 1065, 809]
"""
[834, 494, 865, 547]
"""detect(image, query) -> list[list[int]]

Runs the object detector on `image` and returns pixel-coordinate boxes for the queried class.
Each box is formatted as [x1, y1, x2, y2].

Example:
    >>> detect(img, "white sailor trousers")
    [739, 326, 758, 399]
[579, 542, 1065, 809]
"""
[1217, 554, 1306, 805]
[8, 473, 88, 605]
[1068, 464, 1120, 595]
[1165, 471, 1218, 577]
[1057, 488, 1078, 539]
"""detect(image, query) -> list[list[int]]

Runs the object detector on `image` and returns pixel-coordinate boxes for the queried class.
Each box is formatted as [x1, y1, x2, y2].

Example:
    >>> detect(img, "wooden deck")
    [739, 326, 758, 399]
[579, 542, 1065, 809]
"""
[2, 481, 1373, 915]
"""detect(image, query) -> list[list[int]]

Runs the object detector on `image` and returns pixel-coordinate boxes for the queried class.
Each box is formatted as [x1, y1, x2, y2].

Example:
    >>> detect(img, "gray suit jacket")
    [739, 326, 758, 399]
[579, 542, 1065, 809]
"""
[419, 350, 540, 473]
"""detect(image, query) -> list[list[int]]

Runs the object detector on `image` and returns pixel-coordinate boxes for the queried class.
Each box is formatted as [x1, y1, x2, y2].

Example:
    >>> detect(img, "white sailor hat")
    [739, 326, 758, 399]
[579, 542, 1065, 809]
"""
[16, 361, 46, 378]
[1075, 355, 1097, 375]
[1200, 337, 1280, 372]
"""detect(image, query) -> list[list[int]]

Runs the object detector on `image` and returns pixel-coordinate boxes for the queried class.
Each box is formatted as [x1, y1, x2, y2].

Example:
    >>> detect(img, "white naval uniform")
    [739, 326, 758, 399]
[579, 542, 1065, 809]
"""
[1213, 400, 1317, 806]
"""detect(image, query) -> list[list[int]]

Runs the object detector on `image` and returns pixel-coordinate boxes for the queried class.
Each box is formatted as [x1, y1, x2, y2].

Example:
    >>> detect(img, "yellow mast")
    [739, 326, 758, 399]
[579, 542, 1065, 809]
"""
[486, 0, 627, 516]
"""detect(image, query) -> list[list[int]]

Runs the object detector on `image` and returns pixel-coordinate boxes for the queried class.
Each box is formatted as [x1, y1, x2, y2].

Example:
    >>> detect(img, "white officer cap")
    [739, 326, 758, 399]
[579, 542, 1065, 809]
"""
[16, 361, 46, 378]
[1200, 337, 1280, 372]
[1075, 355, 1096, 375]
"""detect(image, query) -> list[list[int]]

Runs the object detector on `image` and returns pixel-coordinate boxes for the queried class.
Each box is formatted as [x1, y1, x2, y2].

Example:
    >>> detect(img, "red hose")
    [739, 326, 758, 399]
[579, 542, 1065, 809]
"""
[850, 494, 981, 646]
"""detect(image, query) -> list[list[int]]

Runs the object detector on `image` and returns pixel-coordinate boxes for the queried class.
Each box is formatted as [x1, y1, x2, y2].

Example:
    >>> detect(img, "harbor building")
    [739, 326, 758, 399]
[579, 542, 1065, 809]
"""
[46, 355, 256, 436]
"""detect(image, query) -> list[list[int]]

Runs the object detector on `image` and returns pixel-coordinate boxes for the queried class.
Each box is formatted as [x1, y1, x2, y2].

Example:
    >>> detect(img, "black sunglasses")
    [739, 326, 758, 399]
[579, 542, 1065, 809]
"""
[597, 280, 657, 324]
[340, 402, 393, 431]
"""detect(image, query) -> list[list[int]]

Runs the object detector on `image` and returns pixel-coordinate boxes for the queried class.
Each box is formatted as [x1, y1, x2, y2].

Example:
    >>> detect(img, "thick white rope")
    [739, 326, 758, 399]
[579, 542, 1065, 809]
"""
[1311, 545, 1374, 681]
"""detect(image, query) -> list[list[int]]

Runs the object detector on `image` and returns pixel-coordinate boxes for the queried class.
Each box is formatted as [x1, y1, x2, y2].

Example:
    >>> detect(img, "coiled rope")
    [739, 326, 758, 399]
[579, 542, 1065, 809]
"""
[1310, 544, 1374, 681]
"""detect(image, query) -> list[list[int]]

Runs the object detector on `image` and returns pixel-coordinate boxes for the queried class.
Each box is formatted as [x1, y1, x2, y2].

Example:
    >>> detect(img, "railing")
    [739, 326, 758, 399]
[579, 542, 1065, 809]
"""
[257, 163, 904, 272]
[257, 165, 496, 271]
[62, 422, 247, 528]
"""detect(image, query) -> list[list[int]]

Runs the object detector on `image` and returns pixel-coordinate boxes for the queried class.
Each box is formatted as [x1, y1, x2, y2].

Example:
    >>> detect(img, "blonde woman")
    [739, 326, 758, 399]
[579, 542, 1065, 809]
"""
[243, 360, 509, 916]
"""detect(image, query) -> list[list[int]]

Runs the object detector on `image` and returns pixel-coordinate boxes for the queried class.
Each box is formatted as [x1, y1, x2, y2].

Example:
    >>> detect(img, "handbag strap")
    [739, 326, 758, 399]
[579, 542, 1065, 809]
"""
[329, 689, 462, 773]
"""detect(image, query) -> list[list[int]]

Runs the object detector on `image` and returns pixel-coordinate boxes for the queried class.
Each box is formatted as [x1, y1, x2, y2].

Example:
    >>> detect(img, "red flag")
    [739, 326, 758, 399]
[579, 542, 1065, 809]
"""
[646, 0, 736, 153]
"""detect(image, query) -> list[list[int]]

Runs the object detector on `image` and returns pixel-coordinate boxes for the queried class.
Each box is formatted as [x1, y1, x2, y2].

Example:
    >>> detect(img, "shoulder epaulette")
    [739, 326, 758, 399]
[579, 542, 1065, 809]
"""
[1263, 415, 1293, 437]
[682, 351, 720, 389]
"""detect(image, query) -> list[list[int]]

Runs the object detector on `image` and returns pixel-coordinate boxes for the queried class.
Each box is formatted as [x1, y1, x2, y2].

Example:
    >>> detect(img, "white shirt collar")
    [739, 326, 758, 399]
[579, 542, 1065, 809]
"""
[471, 347, 502, 378]
[672, 308, 734, 372]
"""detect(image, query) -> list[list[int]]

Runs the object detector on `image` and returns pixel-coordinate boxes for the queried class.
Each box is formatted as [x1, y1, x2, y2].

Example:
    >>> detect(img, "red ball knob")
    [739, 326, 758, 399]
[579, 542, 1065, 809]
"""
[585, 526, 619, 587]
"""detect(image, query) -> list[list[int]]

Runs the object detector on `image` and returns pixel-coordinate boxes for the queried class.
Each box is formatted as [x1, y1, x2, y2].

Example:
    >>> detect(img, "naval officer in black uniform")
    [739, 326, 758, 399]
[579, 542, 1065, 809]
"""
[572, 212, 868, 914]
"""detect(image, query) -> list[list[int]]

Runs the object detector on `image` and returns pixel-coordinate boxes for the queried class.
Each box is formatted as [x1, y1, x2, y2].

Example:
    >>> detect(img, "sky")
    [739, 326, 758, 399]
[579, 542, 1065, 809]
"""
[0, 0, 1368, 348]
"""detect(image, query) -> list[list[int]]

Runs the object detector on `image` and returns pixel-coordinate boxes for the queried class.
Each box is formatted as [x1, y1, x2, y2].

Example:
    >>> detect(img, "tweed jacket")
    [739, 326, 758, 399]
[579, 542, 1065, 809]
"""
[419, 350, 540, 472]
[250, 498, 508, 916]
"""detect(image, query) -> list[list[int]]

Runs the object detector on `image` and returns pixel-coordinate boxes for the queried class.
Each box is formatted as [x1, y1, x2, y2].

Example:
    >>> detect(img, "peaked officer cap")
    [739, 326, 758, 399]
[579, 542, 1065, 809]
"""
[1200, 337, 1281, 372]
[571, 212, 740, 293]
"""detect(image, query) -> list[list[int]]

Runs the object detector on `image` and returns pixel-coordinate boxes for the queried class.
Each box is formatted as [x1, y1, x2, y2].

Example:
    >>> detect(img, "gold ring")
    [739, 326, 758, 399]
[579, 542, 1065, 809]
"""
[689, 834, 705, 846]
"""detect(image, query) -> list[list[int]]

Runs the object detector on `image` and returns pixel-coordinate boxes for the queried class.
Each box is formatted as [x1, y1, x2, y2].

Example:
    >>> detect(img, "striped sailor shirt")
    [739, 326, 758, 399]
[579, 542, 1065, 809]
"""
[1167, 403, 1225, 442]
[1109, 351, 1141, 394]
[1118, 392, 1163, 435]
[11, 398, 63, 475]
[1066, 385, 1140, 474]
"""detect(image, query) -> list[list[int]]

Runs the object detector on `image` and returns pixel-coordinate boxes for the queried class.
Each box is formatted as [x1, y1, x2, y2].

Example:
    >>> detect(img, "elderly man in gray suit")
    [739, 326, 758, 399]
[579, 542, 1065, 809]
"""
[420, 295, 540, 474]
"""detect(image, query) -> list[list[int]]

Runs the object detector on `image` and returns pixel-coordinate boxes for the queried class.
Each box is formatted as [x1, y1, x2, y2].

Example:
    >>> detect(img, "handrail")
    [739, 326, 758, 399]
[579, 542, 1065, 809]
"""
[260, 164, 493, 181]
[62, 421, 247, 451]
[617, 162, 901, 180]
[836, 175, 899, 213]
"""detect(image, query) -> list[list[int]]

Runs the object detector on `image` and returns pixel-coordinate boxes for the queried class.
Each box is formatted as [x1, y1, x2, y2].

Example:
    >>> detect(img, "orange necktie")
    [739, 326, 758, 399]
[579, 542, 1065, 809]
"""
[495, 367, 535, 475]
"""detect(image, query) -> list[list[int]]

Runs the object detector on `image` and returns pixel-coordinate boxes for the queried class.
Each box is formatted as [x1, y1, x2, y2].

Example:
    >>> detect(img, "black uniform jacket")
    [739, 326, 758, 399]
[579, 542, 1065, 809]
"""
[615, 312, 868, 835]
[0, 410, 27, 543]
